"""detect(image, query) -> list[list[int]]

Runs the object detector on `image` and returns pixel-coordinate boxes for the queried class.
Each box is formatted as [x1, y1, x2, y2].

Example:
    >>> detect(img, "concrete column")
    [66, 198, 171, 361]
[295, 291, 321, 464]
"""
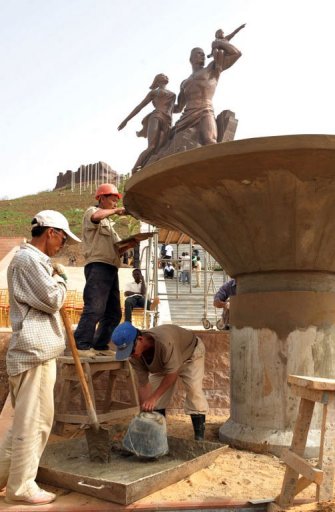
[219, 271, 335, 456]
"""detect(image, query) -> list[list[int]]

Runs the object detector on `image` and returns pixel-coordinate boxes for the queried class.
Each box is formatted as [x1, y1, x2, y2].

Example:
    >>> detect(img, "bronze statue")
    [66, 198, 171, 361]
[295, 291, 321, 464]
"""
[118, 74, 176, 173]
[173, 42, 242, 146]
[207, 24, 246, 58]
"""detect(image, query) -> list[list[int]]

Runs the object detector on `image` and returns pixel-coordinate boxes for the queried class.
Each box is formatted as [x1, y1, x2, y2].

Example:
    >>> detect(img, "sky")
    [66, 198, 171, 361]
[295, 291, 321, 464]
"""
[1, 0, 334, 199]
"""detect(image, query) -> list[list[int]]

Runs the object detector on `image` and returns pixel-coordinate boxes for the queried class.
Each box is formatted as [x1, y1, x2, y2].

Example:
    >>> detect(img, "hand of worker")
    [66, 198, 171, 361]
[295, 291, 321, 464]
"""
[52, 263, 68, 282]
[114, 207, 126, 216]
[141, 396, 157, 412]
[213, 299, 226, 308]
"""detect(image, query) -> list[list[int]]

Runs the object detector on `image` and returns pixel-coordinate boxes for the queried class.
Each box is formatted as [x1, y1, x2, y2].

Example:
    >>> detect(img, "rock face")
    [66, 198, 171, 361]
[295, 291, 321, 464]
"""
[54, 161, 118, 190]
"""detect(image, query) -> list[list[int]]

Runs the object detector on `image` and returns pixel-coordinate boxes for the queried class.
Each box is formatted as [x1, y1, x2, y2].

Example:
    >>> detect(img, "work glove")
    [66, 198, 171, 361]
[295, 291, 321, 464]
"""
[52, 263, 68, 282]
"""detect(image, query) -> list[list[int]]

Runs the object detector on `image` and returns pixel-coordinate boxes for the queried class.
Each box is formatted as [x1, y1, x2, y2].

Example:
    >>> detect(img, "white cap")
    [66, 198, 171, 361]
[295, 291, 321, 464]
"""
[32, 210, 81, 243]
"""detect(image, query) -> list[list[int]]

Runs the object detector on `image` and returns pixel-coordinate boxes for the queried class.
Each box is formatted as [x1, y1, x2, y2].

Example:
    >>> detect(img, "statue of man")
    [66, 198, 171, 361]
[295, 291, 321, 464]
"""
[173, 42, 242, 145]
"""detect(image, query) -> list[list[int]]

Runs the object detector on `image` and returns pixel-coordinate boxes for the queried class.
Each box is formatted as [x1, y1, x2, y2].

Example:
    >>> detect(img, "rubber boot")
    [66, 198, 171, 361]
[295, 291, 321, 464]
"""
[191, 414, 206, 441]
[155, 409, 166, 417]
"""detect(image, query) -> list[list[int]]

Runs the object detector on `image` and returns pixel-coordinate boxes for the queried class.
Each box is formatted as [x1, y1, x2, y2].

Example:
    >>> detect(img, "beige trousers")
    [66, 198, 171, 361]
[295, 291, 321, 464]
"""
[150, 338, 209, 415]
[0, 358, 56, 498]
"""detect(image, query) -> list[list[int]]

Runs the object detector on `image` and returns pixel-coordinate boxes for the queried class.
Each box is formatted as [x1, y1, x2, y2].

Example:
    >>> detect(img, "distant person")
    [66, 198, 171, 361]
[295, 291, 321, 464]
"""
[193, 256, 202, 287]
[122, 251, 129, 266]
[74, 183, 136, 356]
[68, 254, 77, 266]
[111, 322, 208, 441]
[124, 268, 159, 323]
[160, 243, 167, 268]
[180, 252, 191, 285]
[192, 246, 199, 269]
[0, 210, 80, 505]
[213, 278, 236, 330]
[164, 261, 175, 279]
[164, 243, 173, 261]
[178, 252, 186, 282]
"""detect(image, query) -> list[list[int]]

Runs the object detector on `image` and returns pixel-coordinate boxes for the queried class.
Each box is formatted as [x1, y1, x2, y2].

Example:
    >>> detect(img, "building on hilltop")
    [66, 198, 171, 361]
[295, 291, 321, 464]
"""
[54, 161, 122, 191]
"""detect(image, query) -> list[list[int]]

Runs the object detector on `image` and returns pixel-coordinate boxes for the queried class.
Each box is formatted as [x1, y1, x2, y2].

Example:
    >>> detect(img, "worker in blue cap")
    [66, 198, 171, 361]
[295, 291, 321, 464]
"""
[111, 321, 208, 441]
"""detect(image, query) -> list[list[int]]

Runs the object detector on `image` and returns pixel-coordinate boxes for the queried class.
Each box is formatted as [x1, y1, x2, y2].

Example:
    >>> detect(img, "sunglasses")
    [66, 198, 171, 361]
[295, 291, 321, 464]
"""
[53, 228, 67, 246]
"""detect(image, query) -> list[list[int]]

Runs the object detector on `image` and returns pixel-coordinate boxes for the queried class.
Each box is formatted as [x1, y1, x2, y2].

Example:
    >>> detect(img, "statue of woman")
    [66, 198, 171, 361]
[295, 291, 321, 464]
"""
[118, 74, 176, 173]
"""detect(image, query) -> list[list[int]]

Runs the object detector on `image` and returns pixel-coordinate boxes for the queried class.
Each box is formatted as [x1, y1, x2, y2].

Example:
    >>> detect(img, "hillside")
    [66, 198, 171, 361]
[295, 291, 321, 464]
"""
[0, 185, 140, 264]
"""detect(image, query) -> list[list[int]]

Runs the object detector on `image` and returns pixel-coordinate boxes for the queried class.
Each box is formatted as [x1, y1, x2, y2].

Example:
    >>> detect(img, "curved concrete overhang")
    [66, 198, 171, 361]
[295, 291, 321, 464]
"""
[124, 134, 335, 276]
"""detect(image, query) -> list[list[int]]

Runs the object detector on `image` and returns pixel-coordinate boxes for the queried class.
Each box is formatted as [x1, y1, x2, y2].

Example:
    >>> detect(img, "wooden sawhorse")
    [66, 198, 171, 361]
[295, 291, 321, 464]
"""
[54, 355, 139, 435]
[273, 375, 335, 509]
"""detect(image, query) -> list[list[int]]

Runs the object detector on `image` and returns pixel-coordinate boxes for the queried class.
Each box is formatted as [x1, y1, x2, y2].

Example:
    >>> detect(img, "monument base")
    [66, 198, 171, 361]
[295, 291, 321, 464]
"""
[219, 417, 321, 458]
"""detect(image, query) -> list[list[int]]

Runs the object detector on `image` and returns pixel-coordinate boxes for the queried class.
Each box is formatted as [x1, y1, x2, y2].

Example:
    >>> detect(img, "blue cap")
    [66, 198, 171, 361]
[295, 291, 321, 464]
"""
[111, 322, 138, 361]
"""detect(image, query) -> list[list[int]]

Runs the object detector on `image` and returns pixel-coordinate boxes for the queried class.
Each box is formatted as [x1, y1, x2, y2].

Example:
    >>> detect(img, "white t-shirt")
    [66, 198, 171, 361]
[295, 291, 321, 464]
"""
[125, 281, 142, 296]
[165, 244, 173, 257]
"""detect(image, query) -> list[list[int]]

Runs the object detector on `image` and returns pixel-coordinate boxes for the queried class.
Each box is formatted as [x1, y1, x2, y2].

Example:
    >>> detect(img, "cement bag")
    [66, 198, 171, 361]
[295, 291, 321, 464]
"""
[122, 411, 169, 458]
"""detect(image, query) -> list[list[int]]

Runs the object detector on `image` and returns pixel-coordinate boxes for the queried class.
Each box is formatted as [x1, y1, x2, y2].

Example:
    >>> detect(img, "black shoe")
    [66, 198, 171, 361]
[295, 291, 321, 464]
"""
[191, 414, 205, 441]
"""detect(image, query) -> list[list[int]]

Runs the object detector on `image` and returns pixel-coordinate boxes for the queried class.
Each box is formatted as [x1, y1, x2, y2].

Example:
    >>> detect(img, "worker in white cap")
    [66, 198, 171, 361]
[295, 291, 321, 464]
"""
[0, 210, 80, 505]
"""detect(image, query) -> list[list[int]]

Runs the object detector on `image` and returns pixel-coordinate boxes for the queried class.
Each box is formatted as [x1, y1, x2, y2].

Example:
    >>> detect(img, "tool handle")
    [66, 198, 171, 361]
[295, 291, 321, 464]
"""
[60, 307, 100, 430]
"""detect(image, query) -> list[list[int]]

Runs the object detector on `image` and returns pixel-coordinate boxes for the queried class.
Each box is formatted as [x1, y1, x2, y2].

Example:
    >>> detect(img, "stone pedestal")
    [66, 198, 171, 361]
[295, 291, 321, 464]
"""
[123, 135, 335, 455]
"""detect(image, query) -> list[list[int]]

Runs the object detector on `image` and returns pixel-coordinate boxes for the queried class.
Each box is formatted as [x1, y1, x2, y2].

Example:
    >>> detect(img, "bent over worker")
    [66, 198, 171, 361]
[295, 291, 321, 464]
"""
[0, 210, 80, 506]
[213, 278, 236, 330]
[111, 322, 208, 440]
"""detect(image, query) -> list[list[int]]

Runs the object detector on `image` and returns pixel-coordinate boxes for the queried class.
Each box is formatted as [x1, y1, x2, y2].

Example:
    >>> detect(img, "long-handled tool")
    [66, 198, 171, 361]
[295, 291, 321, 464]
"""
[60, 307, 110, 463]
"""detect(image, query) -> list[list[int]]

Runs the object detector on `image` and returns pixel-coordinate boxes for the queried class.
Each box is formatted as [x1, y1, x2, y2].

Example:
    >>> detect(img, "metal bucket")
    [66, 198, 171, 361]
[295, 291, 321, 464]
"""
[122, 412, 169, 458]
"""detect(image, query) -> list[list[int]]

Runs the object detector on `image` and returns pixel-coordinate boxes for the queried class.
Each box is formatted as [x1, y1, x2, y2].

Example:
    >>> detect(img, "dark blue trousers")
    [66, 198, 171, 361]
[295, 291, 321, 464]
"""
[74, 262, 121, 350]
[124, 295, 150, 322]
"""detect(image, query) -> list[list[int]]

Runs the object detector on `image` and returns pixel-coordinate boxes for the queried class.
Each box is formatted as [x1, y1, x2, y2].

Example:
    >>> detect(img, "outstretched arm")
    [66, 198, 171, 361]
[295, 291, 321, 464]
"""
[118, 91, 154, 130]
[226, 23, 246, 41]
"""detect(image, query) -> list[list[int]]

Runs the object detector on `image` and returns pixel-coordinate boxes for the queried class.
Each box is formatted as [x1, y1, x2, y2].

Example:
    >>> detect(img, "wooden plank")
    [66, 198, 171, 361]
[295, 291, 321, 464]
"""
[278, 398, 315, 508]
[317, 395, 335, 501]
[54, 406, 139, 425]
[288, 375, 335, 391]
[289, 384, 326, 403]
[295, 476, 315, 495]
[58, 356, 122, 366]
[282, 449, 323, 485]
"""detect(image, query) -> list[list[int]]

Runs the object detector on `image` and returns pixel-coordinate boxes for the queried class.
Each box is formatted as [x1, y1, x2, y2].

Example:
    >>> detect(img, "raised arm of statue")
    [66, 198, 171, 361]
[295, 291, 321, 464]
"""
[226, 23, 246, 41]
[118, 92, 153, 131]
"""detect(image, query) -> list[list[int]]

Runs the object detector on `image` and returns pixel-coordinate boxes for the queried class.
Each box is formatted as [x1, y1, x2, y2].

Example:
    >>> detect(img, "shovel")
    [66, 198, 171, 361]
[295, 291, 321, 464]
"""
[60, 307, 111, 463]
